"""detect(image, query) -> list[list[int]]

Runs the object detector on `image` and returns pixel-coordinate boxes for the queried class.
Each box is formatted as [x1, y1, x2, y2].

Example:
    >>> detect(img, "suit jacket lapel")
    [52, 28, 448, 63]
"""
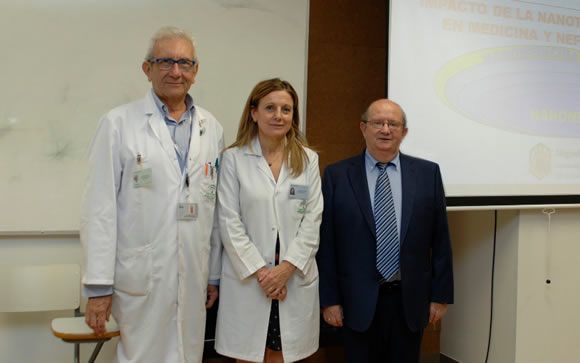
[347, 152, 376, 237]
[400, 153, 415, 244]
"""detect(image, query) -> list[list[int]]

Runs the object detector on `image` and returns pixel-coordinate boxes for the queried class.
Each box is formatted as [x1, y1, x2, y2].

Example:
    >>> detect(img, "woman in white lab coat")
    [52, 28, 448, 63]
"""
[215, 78, 323, 362]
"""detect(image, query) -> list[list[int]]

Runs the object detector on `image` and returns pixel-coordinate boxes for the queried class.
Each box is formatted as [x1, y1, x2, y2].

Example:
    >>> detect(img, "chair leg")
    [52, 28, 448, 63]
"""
[88, 341, 105, 363]
[74, 343, 80, 363]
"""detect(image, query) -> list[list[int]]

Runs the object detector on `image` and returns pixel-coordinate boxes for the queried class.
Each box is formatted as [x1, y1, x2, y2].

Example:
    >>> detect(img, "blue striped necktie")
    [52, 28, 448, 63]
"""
[374, 162, 399, 281]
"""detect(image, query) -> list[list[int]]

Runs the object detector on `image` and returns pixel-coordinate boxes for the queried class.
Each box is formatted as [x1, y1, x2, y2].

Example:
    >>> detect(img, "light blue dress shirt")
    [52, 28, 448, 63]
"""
[151, 91, 194, 174]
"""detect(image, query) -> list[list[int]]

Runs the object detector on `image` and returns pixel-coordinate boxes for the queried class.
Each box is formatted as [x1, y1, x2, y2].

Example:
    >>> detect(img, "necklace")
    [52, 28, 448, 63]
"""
[261, 141, 284, 168]
[266, 152, 282, 167]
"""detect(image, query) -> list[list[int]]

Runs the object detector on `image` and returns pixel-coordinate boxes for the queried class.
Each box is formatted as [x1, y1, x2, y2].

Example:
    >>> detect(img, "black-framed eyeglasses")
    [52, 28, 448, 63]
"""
[364, 120, 404, 130]
[148, 57, 197, 72]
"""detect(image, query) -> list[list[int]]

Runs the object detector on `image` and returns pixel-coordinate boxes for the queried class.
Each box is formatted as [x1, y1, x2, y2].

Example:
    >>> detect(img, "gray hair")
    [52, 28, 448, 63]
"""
[145, 26, 197, 61]
[361, 99, 408, 127]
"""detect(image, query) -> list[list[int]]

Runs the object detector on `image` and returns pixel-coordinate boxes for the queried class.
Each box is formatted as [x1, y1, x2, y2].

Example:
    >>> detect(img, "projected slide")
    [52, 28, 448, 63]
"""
[389, 0, 580, 198]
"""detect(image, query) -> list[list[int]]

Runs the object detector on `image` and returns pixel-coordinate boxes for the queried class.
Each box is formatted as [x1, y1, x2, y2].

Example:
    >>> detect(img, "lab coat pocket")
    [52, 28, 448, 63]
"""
[114, 244, 152, 296]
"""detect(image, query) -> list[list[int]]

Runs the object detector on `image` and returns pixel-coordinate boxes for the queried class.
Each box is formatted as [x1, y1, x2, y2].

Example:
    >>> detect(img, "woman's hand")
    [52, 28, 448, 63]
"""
[270, 286, 288, 301]
[258, 261, 296, 299]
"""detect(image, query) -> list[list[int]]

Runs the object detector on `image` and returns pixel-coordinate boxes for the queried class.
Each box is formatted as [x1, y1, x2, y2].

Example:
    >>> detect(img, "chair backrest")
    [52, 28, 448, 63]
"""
[0, 264, 80, 313]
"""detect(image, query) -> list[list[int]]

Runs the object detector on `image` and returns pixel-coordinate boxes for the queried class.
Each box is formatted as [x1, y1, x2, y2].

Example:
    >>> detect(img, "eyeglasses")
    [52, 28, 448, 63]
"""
[148, 57, 197, 72]
[364, 120, 404, 130]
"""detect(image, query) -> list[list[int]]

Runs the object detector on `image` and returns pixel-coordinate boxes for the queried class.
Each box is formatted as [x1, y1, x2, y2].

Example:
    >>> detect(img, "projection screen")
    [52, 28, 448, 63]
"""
[388, 0, 580, 207]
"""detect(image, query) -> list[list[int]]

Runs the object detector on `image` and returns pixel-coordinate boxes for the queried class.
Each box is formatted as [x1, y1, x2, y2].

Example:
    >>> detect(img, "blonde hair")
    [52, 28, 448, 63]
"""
[230, 78, 309, 177]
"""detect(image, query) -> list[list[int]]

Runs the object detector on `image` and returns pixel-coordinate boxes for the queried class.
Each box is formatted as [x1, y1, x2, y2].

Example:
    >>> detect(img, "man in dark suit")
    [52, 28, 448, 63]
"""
[317, 99, 453, 362]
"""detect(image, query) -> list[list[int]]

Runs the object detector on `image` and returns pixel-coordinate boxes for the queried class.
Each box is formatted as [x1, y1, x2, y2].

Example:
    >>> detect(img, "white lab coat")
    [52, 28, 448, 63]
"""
[215, 137, 323, 362]
[80, 90, 224, 363]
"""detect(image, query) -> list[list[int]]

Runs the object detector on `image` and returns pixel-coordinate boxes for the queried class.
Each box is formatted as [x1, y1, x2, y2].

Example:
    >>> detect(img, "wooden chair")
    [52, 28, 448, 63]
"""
[0, 264, 119, 363]
[52, 315, 119, 363]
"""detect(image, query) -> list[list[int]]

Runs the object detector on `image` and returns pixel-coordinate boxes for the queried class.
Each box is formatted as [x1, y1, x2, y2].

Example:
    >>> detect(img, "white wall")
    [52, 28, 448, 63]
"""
[442, 208, 580, 363]
[0, 236, 117, 363]
[515, 209, 580, 362]
[441, 210, 496, 362]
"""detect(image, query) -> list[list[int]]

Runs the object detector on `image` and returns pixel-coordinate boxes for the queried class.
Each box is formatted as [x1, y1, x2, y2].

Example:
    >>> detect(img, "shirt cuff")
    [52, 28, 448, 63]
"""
[84, 284, 113, 298]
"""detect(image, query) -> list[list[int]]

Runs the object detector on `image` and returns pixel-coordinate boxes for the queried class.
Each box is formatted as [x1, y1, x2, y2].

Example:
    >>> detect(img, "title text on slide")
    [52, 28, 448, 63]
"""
[422, 1, 580, 29]
[443, 19, 580, 45]
[421, 0, 580, 45]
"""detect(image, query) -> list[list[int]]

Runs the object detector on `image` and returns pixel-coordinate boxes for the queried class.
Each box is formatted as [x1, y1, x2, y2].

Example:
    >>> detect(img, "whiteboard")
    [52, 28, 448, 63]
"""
[0, 0, 309, 233]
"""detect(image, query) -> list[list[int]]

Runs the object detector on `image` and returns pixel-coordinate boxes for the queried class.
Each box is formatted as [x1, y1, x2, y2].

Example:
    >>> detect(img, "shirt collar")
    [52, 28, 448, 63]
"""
[365, 150, 400, 172]
[150, 90, 195, 120]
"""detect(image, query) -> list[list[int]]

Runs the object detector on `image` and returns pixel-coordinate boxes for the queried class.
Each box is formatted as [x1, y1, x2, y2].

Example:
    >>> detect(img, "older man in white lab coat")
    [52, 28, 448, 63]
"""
[81, 26, 223, 363]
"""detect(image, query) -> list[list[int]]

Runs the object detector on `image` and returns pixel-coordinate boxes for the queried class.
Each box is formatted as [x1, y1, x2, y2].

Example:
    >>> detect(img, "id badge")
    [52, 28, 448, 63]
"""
[133, 168, 153, 188]
[289, 184, 308, 200]
[177, 203, 198, 220]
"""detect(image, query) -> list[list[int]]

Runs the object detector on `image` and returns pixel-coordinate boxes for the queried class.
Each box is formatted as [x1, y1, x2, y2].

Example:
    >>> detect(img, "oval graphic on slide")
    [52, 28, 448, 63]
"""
[436, 46, 580, 137]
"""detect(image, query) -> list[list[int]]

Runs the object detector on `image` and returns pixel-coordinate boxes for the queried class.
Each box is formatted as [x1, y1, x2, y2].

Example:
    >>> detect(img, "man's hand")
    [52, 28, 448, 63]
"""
[429, 302, 448, 325]
[206, 284, 219, 308]
[85, 295, 113, 336]
[322, 305, 343, 327]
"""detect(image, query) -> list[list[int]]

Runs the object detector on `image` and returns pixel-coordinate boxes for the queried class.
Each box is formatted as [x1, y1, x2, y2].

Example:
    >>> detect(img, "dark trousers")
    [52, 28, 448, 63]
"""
[342, 284, 423, 363]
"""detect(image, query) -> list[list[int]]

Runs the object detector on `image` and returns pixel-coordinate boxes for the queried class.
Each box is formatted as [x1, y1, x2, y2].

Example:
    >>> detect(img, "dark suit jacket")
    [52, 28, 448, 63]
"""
[317, 152, 453, 332]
